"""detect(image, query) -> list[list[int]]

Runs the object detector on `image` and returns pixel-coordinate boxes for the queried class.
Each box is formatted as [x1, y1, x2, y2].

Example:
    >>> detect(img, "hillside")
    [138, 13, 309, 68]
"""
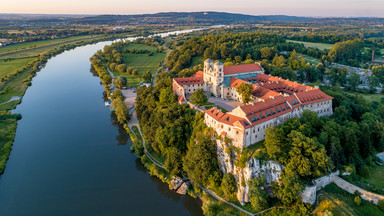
[68, 12, 311, 25]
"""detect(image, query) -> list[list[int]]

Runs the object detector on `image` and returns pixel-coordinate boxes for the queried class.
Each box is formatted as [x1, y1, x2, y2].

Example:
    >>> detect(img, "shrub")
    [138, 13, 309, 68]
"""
[354, 196, 361, 206]
[378, 199, 384, 211]
[221, 173, 237, 199]
[358, 166, 370, 178]
[189, 89, 208, 106]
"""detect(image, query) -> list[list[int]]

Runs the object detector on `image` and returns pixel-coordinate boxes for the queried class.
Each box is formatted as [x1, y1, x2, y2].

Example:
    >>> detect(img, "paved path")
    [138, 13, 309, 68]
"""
[207, 96, 242, 111]
[127, 117, 165, 169]
[333, 176, 384, 204]
[201, 187, 255, 216]
[105, 65, 115, 78]
[0, 96, 21, 106]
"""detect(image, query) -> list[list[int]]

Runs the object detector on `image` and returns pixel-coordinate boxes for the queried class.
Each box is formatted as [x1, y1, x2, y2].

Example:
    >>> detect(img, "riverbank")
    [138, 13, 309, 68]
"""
[0, 34, 136, 177]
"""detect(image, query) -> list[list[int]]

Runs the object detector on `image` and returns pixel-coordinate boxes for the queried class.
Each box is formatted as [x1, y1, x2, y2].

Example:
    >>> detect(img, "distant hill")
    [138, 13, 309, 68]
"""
[67, 12, 311, 25]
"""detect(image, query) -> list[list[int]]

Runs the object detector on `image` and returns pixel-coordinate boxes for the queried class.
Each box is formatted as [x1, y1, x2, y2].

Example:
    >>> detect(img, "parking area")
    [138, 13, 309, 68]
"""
[121, 89, 137, 109]
[207, 96, 242, 111]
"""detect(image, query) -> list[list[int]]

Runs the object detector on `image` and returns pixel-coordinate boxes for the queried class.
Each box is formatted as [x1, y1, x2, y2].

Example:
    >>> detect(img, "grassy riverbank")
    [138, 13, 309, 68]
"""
[0, 34, 131, 177]
[0, 113, 21, 174]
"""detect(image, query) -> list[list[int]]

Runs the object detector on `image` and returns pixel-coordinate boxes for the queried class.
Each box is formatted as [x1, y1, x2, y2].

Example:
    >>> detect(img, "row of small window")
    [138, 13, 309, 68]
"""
[317, 108, 330, 114]
[249, 105, 290, 122]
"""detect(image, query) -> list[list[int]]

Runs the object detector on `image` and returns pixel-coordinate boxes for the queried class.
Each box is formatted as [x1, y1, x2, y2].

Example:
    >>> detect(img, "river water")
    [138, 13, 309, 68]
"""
[0, 29, 203, 216]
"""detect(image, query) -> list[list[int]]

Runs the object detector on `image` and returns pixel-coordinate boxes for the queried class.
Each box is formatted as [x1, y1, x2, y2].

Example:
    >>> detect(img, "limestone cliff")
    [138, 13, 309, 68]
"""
[217, 142, 284, 204]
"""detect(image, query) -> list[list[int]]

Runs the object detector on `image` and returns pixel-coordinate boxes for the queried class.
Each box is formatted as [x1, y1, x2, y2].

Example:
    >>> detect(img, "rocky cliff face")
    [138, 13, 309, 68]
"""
[217, 142, 284, 204]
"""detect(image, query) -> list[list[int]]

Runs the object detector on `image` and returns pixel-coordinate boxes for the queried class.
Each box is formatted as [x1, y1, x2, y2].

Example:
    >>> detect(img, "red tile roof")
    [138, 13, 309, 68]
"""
[192, 70, 204, 78]
[224, 63, 262, 75]
[178, 95, 186, 103]
[252, 86, 280, 99]
[230, 77, 247, 88]
[205, 108, 251, 129]
[174, 77, 203, 85]
[295, 89, 333, 105]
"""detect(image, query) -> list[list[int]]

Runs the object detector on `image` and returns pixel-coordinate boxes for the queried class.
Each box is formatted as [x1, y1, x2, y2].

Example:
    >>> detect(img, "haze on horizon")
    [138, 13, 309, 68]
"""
[1, 0, 383, 17]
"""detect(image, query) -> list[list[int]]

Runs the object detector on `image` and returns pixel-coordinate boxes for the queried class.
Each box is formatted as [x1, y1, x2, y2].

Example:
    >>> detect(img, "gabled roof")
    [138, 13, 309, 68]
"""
[295, 89, 333, 105]
[191, 70, 204, 78]
[174, 76, 203, 85]
[230, 77, 246, 88]
[224, 63, 262, 75]
[205, 108, 251, 129]
[178, 95, 186, 103]
[252, 86, 280, 99]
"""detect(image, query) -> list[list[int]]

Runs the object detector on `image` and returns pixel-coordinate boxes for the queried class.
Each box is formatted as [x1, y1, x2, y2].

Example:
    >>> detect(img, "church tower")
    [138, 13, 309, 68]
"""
[214, 60, 224, 85]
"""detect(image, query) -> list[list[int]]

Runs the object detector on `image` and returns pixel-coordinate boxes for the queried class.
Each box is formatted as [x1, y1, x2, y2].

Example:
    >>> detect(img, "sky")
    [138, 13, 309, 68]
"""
[1, 0, 383, 17]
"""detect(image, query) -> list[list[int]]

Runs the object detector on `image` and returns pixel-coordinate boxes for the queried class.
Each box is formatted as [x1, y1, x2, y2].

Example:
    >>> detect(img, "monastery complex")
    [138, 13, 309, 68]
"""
[173, 59, 334, 149]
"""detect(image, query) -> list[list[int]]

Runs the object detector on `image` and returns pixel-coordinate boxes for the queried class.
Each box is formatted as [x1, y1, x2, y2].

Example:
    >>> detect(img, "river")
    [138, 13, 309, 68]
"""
[0, 29, 204, 216]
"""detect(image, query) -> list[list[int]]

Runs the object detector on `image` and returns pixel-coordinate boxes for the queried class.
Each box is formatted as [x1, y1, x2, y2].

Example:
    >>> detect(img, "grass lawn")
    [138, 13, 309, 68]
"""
[190, 56, 204, 68]
[345, 92, 384, 104]
[301, 54, 321, 65]
[313, 183, 383, 216]
[287, 39, 333, 50]
[0, 35, 107, 60]
[0, 117, 17, 174]
[131, 126, 143, 142]
[0, 57, 37, 79]
[0, 64, 32, 104]
[363, 165, 384, 189]
[112, 44, 166, 87]
[145, 141, 166, 165]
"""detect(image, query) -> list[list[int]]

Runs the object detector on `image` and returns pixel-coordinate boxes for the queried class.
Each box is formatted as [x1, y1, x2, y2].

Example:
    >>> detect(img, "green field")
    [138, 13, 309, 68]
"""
[287, 40, 333, 50]
[313, 183, 383, 216]
[0, 34, 115, 111]
[0, 35, 105, 59]
[190, 56, 204, 68]
[301, 54, 321, 65]
[0, 117, 17, 174]
[0, 57, 37, 79]
[111, 44, 166, 86]
[363, 165, 384, 189]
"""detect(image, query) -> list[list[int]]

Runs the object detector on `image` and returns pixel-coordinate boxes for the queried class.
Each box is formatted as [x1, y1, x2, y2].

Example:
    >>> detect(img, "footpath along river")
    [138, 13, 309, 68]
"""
[0, 29, 204, 216]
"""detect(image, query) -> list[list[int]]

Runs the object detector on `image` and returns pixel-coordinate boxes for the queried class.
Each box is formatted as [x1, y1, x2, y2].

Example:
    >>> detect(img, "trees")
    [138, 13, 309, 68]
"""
[372, 65, 384, 84]
[221, 173, 237, 199]
[249, 175, 268, 211]
[236, 83, 253, 104]
[260, 47, 274, 60]
[328, 39, 364, 65]
[109, 62, 117, 71]
[143, 71, 152, 83]
[347, 72, 361, 91]
[189, 89, 208, 106]
[114, 76, 127, 89]
[132, 69, 138, 76]
[111, 89, 124, 101]
[159, 87, 177, 107]
[183, 132, 219, 186]
[115, 64, 126, 73]
[111, 98, 130, 125]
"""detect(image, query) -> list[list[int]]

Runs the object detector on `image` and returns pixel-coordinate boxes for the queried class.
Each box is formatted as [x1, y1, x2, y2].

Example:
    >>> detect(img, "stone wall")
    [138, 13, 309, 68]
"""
[301, 171, 339, 204]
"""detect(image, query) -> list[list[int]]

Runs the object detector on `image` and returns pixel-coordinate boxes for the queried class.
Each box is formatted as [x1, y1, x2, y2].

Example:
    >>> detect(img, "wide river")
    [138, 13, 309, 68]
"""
[0, 29, 204, 215]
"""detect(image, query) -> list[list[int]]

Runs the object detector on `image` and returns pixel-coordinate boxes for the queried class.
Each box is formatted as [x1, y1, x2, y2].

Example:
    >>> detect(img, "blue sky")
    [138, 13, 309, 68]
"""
[1, 0, 383, 17]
